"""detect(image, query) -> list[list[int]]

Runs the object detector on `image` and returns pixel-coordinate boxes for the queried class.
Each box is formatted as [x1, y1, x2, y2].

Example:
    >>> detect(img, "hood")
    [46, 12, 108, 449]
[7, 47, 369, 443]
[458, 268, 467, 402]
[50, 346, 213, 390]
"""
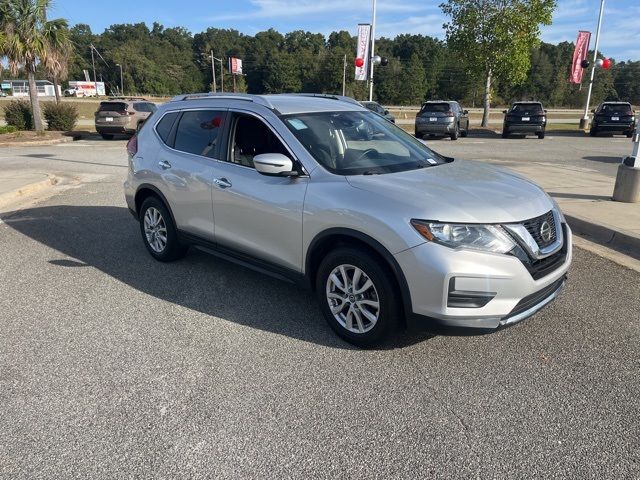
[346, 159, 553, 224]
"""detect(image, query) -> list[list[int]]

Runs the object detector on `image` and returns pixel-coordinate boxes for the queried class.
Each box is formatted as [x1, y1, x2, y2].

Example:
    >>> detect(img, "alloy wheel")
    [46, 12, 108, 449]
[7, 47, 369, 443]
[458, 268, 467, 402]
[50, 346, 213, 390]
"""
[143, 207, 167, 253]
[325, 264, 380, 334]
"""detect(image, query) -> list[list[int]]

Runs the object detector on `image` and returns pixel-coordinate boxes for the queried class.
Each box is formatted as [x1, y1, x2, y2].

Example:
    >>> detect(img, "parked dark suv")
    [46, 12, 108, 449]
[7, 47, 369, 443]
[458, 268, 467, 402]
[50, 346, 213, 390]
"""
[502, 102, 547, 139]
[415, 101, 469, 140]
[590, 102, 636, 137]
[361, 101, 396, 123]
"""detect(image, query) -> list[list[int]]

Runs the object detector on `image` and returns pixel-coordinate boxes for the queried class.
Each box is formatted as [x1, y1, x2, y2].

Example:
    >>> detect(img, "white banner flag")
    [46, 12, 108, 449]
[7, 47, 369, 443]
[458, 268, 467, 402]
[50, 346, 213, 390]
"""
[355, 24, 371, 81]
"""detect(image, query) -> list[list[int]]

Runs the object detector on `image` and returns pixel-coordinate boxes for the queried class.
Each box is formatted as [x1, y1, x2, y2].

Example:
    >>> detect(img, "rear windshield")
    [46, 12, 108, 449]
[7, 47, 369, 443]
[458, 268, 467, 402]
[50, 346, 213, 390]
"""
[510, 103, 544, 114]
[98, 102, 127, 112]
[598, 104, 632, 115]
[419, 103, 450, 113]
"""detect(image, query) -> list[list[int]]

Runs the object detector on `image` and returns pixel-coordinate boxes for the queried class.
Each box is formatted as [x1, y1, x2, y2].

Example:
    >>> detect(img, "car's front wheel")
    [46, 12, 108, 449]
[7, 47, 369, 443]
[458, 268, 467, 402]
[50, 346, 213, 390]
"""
[316, 248, 400, 348]
[139, 196, 187, 262]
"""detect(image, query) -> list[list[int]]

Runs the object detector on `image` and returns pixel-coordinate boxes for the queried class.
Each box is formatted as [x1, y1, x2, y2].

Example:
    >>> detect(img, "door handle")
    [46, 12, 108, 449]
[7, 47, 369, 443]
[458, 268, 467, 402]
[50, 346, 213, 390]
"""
[213, 177, 232, 189]
[158, 160, 171, 170]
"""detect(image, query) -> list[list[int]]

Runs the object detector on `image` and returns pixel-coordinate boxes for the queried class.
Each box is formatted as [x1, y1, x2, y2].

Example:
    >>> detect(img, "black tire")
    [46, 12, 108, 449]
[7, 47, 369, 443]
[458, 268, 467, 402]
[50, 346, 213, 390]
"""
[101, 134, 114, 140]
[502, 128, 509, 138]
[627, 130, 634, 138]
[460, 127, 468, 138]
[139, 196, 188, 262]
[590, 128, 598, 137]
[450, 124, 459, 141]
[537, 130, 545, 139]
[316, 247, 401, 348]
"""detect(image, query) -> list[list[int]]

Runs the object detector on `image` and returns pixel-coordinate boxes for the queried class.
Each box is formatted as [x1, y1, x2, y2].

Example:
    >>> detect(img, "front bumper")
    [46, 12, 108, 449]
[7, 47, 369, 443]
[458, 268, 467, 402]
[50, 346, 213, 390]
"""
[396, 224, 572, 330]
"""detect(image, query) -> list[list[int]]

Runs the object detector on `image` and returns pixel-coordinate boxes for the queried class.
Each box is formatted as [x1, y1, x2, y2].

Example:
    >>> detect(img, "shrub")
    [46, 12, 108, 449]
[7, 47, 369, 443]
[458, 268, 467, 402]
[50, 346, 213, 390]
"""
[3, 101, 33, 130]
[0, 125, 18, 134]
[43, 102, 78, 131]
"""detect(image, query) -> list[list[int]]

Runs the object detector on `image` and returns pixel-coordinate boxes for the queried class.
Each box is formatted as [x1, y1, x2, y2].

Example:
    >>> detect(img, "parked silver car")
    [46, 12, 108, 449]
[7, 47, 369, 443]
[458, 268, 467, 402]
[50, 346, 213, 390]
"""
[124, 93, 571, 347]
[415, 100, 469, 140]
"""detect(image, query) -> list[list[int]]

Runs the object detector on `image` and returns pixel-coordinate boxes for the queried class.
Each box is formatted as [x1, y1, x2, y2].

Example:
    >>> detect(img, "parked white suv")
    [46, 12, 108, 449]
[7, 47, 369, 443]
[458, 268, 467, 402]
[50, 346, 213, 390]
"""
[124, 93, 571, 347]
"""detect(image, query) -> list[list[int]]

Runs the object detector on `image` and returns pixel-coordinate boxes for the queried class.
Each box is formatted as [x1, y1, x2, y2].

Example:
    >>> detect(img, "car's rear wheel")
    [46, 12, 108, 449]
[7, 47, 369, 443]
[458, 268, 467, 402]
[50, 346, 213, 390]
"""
[139, 196, 187, 262]
[502, 128, 509, 138]
[450, 124, 459, 141]
[590, 128, 598, 137]
[537, 130, 545, 139]
[627, 130, 634, 138]
[316, 248, 400, 348]
[101, 134, 114, 140]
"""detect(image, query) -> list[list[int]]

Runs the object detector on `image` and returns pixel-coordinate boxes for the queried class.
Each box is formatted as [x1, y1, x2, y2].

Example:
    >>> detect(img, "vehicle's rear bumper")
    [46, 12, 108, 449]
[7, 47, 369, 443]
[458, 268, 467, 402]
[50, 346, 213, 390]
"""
[505, 123, 544, 133]
[593, 123, 634, 133]
[415, 123, 455, 136]
[96, 125, 135, 135]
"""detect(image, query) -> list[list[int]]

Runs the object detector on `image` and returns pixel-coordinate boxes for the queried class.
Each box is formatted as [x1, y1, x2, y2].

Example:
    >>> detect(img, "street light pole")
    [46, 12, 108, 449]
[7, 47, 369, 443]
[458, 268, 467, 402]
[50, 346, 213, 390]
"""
[368, 0, 377, 102]
[580, 0, 605, 130]
[90, 45, 98, 97]
[342, 54, 347, 96]
[213, 56, 224, 92]
[210, 50, 217, 93]
[116, 64, 123, 96]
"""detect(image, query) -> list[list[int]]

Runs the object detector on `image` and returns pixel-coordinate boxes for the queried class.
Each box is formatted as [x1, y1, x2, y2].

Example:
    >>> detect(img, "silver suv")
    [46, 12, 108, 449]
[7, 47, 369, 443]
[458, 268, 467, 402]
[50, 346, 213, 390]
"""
[124, 93, 572, 347]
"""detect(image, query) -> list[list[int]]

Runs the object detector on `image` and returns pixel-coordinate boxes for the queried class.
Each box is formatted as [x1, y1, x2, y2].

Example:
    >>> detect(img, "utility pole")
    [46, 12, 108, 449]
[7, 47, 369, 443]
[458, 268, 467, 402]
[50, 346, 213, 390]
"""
[580, 0, 605, 130]
[116, 63, 123, 95]
[368, 0, 377, 102]
[210, 50, 217, 93]
[342, 54, 347, 96]
[90, 45, 98, 97]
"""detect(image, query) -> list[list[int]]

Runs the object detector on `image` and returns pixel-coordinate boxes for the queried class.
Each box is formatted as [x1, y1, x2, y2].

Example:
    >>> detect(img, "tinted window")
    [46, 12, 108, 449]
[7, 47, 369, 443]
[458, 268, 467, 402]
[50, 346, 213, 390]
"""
[230, 115, 290, 168]
[98, 102, 127, 112]
[174, 110, 225, 158]
[598, 104, 632, 115]
[511, 103, 544, 114]
[419, 103, 450, 113]
[155, 112, 179, 145]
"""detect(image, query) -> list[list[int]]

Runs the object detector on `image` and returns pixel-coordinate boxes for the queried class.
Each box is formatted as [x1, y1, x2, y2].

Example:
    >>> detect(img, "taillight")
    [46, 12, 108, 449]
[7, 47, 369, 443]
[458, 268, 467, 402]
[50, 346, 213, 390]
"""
[445, 111, 454, 116]
[119, 111, 134, 116]
[127, 135, 138, 156]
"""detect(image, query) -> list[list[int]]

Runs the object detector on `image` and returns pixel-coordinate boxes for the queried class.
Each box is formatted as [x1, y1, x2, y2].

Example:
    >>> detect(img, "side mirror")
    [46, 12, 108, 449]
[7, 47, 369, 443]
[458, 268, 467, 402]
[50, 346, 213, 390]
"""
[502, 110, 508, 114]
[544, 109, 548, 113]
[463, 110, 469, 115]
[591, 109, 596, 113]
[254, 153, 297, 177]
[384, 109, 389, 115]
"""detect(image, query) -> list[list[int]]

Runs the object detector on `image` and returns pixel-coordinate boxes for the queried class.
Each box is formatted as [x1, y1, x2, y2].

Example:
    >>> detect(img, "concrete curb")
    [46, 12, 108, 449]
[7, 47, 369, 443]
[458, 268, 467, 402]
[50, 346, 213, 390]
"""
[0, 175, 59, 207]
[566, 213, 640, 261]
[0, 135, 77, 147]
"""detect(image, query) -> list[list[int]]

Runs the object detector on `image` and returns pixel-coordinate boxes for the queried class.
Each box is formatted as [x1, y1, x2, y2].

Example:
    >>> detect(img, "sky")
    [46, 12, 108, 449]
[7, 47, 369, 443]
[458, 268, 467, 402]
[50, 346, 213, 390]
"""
[50, 0, 640, 61]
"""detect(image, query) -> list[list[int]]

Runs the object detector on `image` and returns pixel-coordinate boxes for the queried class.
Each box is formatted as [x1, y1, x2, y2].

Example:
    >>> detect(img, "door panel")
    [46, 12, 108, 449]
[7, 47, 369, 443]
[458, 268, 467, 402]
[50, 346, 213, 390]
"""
[156, 109, 227, 241]
[211, 113, 308, 271]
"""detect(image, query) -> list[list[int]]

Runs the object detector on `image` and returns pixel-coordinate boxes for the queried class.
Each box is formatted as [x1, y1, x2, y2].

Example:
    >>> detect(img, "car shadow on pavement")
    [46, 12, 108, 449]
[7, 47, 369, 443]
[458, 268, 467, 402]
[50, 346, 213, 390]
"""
[583, 155, 625, 164]
[2, 205, 433, 349]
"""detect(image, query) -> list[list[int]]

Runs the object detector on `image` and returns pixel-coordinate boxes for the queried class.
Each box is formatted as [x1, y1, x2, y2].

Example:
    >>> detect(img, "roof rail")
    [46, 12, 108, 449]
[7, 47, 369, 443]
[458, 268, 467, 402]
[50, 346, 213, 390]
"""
[287, 93, 361, 106]
[169, 92, 275, 109]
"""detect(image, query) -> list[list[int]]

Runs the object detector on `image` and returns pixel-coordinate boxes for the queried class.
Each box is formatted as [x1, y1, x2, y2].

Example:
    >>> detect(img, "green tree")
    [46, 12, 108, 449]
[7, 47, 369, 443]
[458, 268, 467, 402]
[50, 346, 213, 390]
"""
[399, 53, 427, 105]
[441, 0, 555, 126]
[0, 0, 71, 131]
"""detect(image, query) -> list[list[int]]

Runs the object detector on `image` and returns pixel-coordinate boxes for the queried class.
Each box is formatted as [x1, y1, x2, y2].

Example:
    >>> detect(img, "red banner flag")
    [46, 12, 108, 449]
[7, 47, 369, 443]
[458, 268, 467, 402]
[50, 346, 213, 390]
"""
[569, 31, 591, 84]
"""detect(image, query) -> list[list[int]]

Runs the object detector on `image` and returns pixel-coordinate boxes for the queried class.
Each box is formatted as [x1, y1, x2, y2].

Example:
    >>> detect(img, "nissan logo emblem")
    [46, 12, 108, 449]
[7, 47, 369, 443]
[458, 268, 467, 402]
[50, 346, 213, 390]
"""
[540, 221, 552, 242]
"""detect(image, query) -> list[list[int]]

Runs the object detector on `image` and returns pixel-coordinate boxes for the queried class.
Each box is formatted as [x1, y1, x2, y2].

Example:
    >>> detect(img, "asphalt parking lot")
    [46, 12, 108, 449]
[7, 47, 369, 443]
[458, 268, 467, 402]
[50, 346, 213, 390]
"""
[1, 137, 639, 478]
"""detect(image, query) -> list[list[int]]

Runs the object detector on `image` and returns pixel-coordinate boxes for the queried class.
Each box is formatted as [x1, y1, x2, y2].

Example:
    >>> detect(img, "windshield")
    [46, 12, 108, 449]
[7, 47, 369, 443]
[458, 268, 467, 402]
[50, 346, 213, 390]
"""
[282, 110, 447, 175]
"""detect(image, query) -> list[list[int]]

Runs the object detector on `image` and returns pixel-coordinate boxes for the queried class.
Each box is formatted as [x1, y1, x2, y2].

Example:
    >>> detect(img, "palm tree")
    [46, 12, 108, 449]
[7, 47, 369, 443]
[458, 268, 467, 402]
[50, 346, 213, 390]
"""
[0, 0, 71, 131]
[45, 31, 73, 104]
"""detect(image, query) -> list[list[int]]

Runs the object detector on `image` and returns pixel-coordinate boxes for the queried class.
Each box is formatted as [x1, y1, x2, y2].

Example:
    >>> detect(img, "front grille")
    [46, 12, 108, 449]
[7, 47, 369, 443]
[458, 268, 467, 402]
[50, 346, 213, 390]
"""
[507, 277, 565, 318]
[509, 224, 568, 280]
[522, 210, 556, 248]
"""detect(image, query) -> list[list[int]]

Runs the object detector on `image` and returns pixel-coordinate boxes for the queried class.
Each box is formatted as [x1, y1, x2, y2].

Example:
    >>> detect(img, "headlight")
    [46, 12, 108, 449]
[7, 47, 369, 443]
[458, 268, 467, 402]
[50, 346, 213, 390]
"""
[410, 220, 516, 254]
